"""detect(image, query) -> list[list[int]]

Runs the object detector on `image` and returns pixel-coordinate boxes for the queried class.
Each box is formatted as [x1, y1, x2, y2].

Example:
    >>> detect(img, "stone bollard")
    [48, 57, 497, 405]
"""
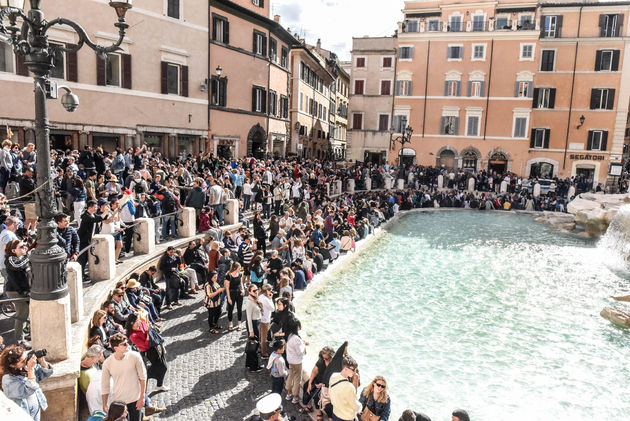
[365, 177, 372, 191]
[89, 234, 115, 282]
[334, 180, 342, 195]
[347, 179, 355, 194]
[224, 199, 239, 226]
[177, 207, 197, 238]
[133, 218, 155, 255]
[567, 186, 576, 198]
[66, 261, 83, 323]
[438, 174, 444, 189]
[468, 177, 475, 192]
[31, 294, 72, 360]
[533, 183, 541, 198]
[500, 180, 508, 194]
[397, 179, 404, 190]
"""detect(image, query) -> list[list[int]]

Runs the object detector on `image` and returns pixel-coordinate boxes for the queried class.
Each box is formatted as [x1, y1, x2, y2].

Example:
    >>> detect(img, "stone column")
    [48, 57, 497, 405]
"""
[89, 234, 115, 282]
[396, 179, 404, 190]
[365, 177, 372, 191]
[500, 180, 508, 193]
[468, 177, 475, 192]
[30, 295, 71, 360]
[132, 218, 155, 255]
[438, 175, 444, 189]
[568, 185, 576, 198]
[66, 262, 83, 323]
[224, 199, 239, 226]
[347, 179, 355, 194]
[177, 207, 197, 238]
[533, 183, 541, 198]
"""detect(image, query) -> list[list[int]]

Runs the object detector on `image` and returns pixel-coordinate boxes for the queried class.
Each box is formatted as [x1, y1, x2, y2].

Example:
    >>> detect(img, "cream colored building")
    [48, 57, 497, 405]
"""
[347, 36, 397, 164]
[0, 0, 209, 157]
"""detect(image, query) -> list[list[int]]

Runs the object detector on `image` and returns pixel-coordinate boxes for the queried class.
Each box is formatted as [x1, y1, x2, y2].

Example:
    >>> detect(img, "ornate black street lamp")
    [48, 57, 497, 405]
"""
[0, 0, 132, 300]
[392, 125, 413, 177]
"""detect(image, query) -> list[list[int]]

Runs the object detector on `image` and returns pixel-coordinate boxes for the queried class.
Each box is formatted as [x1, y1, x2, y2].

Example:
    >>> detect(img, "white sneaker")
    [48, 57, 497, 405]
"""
[156, 385, 170, 392]
[285, 394, 293, 401]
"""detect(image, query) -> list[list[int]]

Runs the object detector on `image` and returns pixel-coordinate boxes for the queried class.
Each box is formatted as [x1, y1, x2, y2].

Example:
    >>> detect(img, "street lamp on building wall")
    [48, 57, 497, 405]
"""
[0, 0, 133, 300]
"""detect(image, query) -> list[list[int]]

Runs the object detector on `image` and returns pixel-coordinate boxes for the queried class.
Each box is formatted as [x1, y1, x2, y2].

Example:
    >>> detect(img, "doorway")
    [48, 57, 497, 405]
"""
[437, 149, 455, 170]
[576, 167, 595, 190]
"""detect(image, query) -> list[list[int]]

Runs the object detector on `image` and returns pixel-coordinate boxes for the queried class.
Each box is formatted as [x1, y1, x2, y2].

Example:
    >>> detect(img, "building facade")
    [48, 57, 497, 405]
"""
[0, 0, 209, 157]
[347, 36, 397, 164]
[395, 0, 630, 187]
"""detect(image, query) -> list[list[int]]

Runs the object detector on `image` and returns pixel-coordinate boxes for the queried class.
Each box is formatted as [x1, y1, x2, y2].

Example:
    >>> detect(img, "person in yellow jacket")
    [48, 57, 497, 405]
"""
[328, 355, 361, 421]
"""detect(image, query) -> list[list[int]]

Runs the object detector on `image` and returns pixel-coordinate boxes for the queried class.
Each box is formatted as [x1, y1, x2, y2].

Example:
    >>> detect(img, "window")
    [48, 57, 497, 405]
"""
[167, 0, 180, 19]
[441, 116, 459, 135]
[318, 104, 323, 119]
[519, 14, 535, 30]
[378, 114, 390, 131]
[160, 61, 186, 96]
[280, 95, 288, 118]
[466, 115, 480, 136]
[253, 31, 266, 56]
[515, 81, 533, 98]
[382, 56, 393, 68]
[530, 128, 550, 149]
[269, 38, 277, 62]
[268, 90, 277, 116]
[396, 80, 413, 96]
[540, 50, 555, 71]
[165, 62, 179, 94]
[380, 80, 391, 95]
[392, 115, 408, 133]
[530, 162, 554, 178]
[600, 14, 622, 37]
[449, 16, 462, 32]
[354, 79, 365, 95]
[521, 44, 534, 60]
[496, 16, 510, 30]
[211, 77, 227, 106]
[399, 47, 414, 59]
[587, 130, 608, 151]
[472, 15, 485, 31]
[448, 46, 463, 60]
[212, 16, 229, 44]
[445, 80, 460, 96]
[468, 81, 484, 97]
[590, 88, 615, 110]
[513, 116, 528, 138]
[0, 42, 13, 73]
[352, 113, 363, 130]
[281, 47, 288, 67]
[626, 127, 630, 138]
[428, 20, 439, 31]
[106, 53, 120, 86]
[533, 88, 556, 109]
[406, 20, 419, 33]
[356, 57, 366, 68]
[252, 86, 266, 113]
[595, 50, 620, 71]
[543, 15, 562, 38]
[299, 93, 303, 112]
[472, 44, 485, 60]
[49, 43, 65, 79]
[252, 0, 264, 7]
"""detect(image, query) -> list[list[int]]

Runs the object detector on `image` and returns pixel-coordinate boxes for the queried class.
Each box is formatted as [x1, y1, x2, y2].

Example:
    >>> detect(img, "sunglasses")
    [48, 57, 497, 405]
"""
[375, 383, 386, 389]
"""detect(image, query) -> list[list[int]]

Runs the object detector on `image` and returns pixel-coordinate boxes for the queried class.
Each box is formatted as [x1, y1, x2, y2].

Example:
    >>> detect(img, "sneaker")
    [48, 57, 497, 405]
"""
[249, 367, 264, 373]
[291, 398, 300, 405]
[156, 385, 170, 392]
[285, 394, 293, 401]
[144, 406, 166, 416]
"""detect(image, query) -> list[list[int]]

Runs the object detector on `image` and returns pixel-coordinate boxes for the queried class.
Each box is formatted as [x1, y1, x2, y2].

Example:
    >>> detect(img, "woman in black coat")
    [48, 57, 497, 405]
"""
[4, 239, 31, 344]
[253, 211, 267, 256]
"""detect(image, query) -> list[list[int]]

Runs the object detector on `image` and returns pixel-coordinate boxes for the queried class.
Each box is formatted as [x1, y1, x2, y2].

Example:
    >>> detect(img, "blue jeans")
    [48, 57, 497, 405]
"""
[243, 194, 251, 210]
[161, 215, 177, 238]
[213, 204, 224, 226]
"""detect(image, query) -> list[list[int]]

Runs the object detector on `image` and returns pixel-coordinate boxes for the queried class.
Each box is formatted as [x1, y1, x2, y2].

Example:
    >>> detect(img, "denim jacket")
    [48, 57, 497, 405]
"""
[359, 390, 391, 421]
[2, 364, 53, 417]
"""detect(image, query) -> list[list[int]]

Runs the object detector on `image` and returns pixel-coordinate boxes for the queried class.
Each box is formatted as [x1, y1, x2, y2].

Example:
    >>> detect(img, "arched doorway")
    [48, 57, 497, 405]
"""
[437, 149, 456, 170]
[247, 123, 267, 159]
[461, 147, 481, 172]
[488, 151, 509, 174]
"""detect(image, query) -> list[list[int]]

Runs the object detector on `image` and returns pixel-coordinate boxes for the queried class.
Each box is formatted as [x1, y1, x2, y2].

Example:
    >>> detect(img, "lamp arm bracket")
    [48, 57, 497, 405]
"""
[0, 7, 32, 34]
[42, 17, 127, 57]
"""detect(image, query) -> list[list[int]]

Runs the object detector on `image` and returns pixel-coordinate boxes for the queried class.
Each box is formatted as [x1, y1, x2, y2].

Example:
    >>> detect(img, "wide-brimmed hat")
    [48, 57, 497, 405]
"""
[126, 279, 139, 289]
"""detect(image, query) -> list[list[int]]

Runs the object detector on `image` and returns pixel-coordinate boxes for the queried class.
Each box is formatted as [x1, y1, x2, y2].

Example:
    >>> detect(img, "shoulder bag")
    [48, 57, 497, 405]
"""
[360, 395, 380, 421]
[148, 327, 164, 348]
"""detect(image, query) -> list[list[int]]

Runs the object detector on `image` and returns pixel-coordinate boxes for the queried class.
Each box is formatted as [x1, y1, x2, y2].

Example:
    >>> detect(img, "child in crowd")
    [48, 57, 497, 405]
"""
[267, 339, 288, 394]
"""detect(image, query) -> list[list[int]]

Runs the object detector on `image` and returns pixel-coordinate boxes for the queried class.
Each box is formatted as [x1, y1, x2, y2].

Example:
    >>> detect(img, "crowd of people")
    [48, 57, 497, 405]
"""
[1, 139, 627, 421]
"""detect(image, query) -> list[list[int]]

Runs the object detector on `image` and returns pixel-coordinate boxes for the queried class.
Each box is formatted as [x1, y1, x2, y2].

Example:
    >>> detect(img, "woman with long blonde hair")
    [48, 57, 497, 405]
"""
[359, 375, 391, 420]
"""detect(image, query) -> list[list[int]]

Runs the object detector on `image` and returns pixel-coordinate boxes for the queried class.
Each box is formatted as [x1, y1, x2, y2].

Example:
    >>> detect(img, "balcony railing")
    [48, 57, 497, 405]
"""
[402, 19, 538, 34]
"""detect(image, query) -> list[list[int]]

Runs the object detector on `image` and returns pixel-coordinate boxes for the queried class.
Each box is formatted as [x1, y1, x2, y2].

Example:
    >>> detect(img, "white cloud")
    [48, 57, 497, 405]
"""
[271, 0, 404, 61]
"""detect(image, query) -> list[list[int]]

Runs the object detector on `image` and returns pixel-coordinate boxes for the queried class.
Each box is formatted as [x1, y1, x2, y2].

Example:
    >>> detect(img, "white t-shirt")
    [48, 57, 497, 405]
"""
[210, 185, 224, 205]
[101, 351, 147, 404]
[0, 229, 18, 270]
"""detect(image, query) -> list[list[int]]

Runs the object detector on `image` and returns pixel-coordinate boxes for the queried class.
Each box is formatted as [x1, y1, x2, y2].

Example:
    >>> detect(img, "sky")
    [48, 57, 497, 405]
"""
[271, 0, 405, 61]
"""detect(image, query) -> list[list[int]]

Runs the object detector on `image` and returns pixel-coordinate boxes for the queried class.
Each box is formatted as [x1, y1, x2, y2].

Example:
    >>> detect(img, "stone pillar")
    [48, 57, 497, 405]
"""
[325, 183, 330, 196]
[89, 234, 115, 282]
[347, 179, 355, 194]
[224, 199, 239, 226]
[30, 295, 71, 360]
[365, 177, 372, 191]
[533, 183, 541, 198]
[438, 174, 444, 189]
[132, 218, 155, 255]
[66, 262, 83, 323]
[568, 185, 576, 198]
[396, 179, 404, 190]
[177, 207, 197, 238]
[468, 177, 475, 192]
[500, 180, 508, 194]
[334, 180, 342, 195]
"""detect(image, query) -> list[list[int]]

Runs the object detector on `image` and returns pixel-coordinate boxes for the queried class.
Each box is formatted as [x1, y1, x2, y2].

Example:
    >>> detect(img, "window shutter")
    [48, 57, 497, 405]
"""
[66, 44, 78, 82]
[15, 53, 28, 76]
[530, 129, 536, 148]
[607, 88, 615, 109]
[407, 82, 413, 96]
[595, 51, 602, 71]
[440, 117, 447, 135]
[252, 87, 257, 112]
[586, 131, 593, 150]
[181, 65, 188, 97]
[549, 88, 556, 109]
[224, 21, 230, 44]
[212, 18, 217, 41]
[260, 0, 264, 7]
[454, 117, 459, 135]
[599, 14, 607, 37]
[409, 47, 414, 58]
[612, 50, 620, 70]
[456, 81, 461, 96]
[444, 81, 449, 96]
[97, 56, 106, 86]
[253, 33, 257, 54]
[532, 88, 539, 108]
[480, 81, 485, 97]
[262, 36, 267, 57]
[467, 81, 472, 97]
[396, 81, 401, 96]
[590, 88, 599, 109]
[616, 14, 623, 37]
[602, 131, 609, 150]
[540, 18, 546, 38]
[543, 129, 550, 148]
[527, 82, 533, 97]
[121, 53, 132, 89]
[261, 88, 266, 113]
[514, 82, 519, 97]
[160, 61, 168, 94]
[556, 16, 563, 37]
[220, 78, 227, 106]
[392, 116, 399, 132]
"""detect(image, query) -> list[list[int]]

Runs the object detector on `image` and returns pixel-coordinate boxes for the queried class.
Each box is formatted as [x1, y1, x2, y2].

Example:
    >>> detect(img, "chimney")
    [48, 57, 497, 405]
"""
[316, 38, 321, 50]
[274, 14, 280, 23]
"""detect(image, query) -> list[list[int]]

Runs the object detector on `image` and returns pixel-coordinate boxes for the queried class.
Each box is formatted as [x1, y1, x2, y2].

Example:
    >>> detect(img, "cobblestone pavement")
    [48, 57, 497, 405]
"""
[147, 294, 311, 421]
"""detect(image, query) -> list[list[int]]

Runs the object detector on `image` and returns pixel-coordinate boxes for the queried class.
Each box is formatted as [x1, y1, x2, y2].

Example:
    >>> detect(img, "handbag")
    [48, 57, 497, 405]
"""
[361, 406, 380, 421]
[148, 327, 164, 348]
[245, 337, 259, 354]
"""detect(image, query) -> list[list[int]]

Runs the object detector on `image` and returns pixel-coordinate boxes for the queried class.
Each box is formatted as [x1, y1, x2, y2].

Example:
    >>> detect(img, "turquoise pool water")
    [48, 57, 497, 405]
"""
[298, 211, 630, 420]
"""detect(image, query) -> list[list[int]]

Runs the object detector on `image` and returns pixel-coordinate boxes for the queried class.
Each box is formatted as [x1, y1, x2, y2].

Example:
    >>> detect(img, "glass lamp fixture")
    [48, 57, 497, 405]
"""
[109, 0, 132, 19]
[0, 0, 26, 9]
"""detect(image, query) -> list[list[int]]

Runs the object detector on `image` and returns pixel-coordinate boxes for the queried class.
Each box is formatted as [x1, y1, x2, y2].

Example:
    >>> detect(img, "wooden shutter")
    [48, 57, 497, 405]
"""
[97, 56, 106, 86]
[220, 78, 227, 106]
[396, 81, 401, 96]
[253, 33, 257, 54]
[530, 129, 536, 148]
[616, 14, 623, 37]
[212, 17, 217, 41]
[590, 88, 599, 109]
[262, 35, 267, 57]
[181, 65, 188, 97]
[514, 82, 520, 97]
[556, 16, 563, 37]
[599, 14, 607, 37]
[224, 20, 230, 44]
[602, 131, 609, 150]
[549, 88, 556, 109]
[544, 129, 550, 149]
[612, 50, 620, 70]
[15, 53, 28, 76]
[121, 53, 132, 89]
[407, 82, 413, 96]
[527, 82, 533, 98]
[440, 117, 447, 135]
[595, 50, 602, 71]
[586, 131, 593, 150]
[480, 81, 485, 97]
[532, 88, 539, 107]
[161, 61, 168, 94]
[252, 87, 257, 112]
[456, 81, 461, 96]
[66, 44, 78, 82]
[467, 81, 472, 97]
[260, 0, 264, 7]
[607, 88, 615, 109]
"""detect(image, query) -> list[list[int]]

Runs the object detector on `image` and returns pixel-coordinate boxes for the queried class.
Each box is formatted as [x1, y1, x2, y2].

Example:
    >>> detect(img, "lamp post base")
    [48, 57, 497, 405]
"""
[29, 294, 72, 361]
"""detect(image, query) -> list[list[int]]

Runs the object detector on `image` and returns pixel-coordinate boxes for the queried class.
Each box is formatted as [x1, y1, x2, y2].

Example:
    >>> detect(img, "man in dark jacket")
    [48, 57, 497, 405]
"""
[139, 265, 169, 310]
[55, 213, 80, 260]
[184, 178, 206, 227]
[157, 188, 180, 238]
[159, 246, 185, 305]
[78, 145, 95, 171]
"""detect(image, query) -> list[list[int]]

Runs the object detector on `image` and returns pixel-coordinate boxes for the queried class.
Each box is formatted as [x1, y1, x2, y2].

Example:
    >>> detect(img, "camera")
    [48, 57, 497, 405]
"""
[27, 349, 47, 359]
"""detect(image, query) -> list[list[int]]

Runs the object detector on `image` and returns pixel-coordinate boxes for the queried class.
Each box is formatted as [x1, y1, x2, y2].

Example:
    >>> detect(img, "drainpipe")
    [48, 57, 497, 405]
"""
[422, 40, 430, 138]
[266, 29, 271, 158]
[562, 6, 583, 170]
[483, 39, 494, 140]
[390, 45, 399, 160]
[207, 2, 211, 155]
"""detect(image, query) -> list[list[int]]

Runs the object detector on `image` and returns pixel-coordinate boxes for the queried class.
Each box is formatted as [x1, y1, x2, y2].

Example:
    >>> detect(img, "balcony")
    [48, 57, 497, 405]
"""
[402, 18, 538, 34]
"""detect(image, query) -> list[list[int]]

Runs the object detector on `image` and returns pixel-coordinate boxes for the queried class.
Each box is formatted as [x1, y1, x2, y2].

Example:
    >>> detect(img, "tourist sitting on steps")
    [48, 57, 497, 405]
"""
[451, 409, 470, 421]
[359, 376, 391, 421]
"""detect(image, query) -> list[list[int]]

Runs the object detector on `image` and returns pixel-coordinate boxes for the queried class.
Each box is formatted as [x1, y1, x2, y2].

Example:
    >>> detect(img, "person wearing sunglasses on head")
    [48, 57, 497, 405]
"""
[4, 239, 32, 347]
[359, 376, 391, 421]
